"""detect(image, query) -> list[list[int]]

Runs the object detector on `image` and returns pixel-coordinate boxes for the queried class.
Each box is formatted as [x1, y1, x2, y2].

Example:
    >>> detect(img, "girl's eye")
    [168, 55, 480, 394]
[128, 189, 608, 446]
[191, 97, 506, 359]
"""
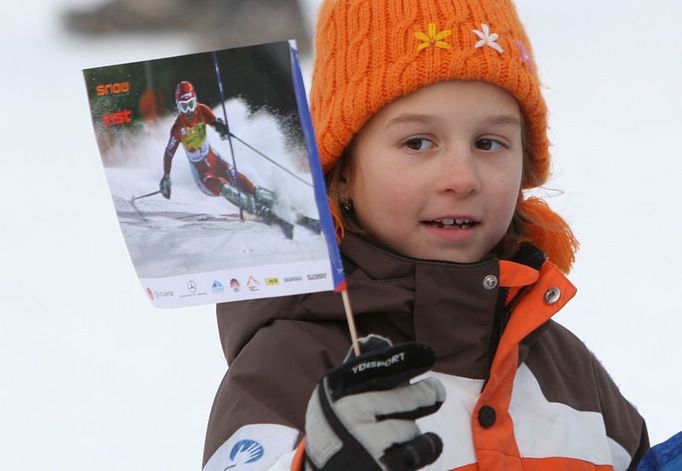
[404, 137, 433, 151]
[476, 138, 506, 151]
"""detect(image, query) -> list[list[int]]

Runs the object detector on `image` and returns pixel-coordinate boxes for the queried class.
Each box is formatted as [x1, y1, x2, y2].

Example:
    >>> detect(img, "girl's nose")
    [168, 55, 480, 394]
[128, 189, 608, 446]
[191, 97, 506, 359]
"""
[435, 149, 480, 196]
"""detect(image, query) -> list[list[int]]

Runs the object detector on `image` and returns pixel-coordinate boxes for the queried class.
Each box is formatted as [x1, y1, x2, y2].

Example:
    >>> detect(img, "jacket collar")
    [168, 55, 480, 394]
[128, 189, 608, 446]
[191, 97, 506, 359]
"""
[334, 234, 576, 378]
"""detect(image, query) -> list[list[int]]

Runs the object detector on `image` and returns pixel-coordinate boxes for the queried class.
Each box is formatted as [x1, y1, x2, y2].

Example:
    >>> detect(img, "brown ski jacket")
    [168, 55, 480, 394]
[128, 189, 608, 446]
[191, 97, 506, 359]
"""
[203, 234, 648, 470]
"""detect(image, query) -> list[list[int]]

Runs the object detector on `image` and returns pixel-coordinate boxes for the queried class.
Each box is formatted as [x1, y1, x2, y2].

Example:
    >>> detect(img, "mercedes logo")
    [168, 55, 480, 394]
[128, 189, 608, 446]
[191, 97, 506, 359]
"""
[187, 280, 197, 294]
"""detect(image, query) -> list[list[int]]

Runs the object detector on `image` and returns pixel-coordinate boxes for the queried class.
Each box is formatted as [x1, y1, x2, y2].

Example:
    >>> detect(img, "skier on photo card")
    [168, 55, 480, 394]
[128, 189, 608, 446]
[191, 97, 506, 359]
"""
[159, 80, 294, 237]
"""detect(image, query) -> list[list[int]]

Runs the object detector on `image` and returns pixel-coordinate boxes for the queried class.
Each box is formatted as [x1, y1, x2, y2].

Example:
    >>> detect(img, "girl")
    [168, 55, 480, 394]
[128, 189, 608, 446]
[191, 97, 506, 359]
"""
[202, 0, 649, 470]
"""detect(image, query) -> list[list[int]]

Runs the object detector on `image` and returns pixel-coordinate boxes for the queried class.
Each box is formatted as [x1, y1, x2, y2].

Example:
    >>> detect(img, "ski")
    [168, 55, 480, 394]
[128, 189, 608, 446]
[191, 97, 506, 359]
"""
[270, 215, 295, 240]
[196, 213, 241, 222]
[295, 214, 322, 234]
[219, 183, 324, 240]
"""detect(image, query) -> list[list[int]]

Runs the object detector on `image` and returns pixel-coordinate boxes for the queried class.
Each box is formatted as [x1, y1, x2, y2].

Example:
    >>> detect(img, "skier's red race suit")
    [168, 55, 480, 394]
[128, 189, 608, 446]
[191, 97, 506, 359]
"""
[163, 103, 255, 196]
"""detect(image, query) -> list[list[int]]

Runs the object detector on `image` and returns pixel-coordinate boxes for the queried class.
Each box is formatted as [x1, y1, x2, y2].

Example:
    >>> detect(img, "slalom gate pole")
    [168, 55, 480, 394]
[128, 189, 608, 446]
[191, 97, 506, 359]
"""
[212, 51, 244, 221]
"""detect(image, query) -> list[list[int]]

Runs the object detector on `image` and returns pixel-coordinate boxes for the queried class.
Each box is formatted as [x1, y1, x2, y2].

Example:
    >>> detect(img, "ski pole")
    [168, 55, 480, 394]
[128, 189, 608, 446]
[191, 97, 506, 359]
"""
[130, 190, 160, 222]
[227, 132, 313, 188]
[131, 190, 162, 201]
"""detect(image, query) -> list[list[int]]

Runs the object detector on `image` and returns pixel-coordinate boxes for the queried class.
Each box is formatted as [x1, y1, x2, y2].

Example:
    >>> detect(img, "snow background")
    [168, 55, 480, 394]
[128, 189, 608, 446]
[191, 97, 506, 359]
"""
[0, 0, 680, 469]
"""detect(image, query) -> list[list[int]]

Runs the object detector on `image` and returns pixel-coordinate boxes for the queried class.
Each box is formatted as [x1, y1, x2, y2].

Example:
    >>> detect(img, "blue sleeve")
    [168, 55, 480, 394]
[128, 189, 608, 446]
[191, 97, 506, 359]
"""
[638, 432, 682, 471]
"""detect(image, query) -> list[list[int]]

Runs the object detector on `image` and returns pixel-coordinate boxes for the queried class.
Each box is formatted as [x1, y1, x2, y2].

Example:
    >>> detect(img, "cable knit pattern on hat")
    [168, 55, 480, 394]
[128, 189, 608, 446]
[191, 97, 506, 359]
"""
[311, 0, 548, 186]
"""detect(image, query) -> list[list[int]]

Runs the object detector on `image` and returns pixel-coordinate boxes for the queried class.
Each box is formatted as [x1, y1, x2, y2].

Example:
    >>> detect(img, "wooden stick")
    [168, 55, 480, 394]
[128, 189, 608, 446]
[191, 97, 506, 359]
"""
[340, 288, 361, 356]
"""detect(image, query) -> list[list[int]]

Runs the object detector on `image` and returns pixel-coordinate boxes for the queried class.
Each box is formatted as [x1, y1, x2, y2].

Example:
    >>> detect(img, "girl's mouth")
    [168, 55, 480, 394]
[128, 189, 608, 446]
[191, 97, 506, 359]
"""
[425, 217, 480, 229]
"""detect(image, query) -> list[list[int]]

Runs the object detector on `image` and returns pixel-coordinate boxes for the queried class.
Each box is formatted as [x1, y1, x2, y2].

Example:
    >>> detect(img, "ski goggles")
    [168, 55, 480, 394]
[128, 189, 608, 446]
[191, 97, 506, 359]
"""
[177, 96, 196, 114]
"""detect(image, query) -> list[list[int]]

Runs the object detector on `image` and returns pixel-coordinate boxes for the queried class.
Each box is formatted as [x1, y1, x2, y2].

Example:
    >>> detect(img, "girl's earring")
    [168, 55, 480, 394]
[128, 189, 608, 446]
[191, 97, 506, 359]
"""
[341, 198, 354, 212]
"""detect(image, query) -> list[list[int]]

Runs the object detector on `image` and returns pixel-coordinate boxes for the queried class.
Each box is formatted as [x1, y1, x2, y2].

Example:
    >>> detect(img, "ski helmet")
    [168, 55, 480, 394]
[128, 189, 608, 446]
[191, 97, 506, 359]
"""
[175, 81, 197, 115]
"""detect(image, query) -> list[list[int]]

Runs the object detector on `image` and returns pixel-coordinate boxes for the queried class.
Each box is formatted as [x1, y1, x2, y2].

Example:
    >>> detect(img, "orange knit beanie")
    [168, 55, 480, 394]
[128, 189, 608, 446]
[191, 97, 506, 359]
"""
[310, 0, 578, 272]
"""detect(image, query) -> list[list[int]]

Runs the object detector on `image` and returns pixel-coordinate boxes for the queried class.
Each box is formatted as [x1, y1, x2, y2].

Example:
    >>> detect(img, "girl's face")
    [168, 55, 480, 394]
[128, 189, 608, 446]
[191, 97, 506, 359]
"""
[345, 80, 524, 263]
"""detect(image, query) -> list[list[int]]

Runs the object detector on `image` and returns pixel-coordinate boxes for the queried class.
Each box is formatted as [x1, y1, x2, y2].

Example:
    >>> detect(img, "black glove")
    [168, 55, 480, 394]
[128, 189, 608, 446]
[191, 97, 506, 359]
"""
[213, 118, 228, 140]
[159, 174, 171, 199]
[304, 335, 445, 471]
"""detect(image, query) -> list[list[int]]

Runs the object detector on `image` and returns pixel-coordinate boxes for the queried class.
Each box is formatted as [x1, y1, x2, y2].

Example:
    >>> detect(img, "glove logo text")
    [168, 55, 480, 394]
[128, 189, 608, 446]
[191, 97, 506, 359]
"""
[351, 352, 406, 374]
